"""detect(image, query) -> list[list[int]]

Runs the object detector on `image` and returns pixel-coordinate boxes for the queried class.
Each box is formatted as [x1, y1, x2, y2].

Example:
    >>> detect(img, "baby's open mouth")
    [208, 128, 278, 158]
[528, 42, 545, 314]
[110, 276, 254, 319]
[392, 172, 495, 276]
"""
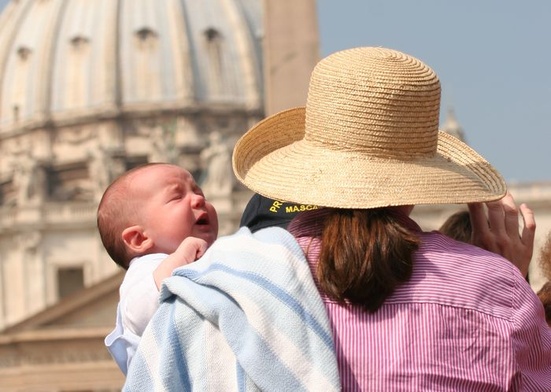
[196, 216, 209, 225]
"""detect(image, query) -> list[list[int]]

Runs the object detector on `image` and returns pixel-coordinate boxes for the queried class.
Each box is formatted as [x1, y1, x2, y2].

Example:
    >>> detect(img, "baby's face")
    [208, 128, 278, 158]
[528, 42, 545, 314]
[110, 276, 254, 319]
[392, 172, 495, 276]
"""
[130, 164, 218, 254]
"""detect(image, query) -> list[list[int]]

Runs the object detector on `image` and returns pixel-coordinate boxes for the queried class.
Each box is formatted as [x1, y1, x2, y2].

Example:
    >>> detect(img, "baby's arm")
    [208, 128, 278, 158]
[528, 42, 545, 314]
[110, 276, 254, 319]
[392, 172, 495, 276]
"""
[153, 237, 208, 289]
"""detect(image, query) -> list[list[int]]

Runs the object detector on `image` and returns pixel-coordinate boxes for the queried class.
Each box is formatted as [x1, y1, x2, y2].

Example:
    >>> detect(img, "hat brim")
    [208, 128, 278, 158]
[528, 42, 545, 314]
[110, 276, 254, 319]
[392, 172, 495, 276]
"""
[233, 107, 506, 209]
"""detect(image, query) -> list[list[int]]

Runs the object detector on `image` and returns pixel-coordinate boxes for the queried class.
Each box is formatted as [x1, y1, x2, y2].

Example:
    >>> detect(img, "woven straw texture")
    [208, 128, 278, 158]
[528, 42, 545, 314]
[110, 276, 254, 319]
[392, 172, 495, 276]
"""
[232, 47, 506, 208]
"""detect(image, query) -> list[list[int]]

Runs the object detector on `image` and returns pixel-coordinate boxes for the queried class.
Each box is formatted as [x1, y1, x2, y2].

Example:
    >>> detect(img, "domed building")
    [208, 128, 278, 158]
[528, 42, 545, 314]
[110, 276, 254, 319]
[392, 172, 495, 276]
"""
[1, 1, 551, 390]
[0, 0, 265, 325]
[0, 0, 318, 389]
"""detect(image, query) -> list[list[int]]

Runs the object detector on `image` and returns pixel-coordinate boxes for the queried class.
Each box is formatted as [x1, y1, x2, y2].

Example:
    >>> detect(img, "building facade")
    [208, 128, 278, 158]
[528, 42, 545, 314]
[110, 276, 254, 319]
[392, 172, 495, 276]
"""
[0, 0, 550, 390]
[0, 0, 319, 390]
[0, 0, 266, 331]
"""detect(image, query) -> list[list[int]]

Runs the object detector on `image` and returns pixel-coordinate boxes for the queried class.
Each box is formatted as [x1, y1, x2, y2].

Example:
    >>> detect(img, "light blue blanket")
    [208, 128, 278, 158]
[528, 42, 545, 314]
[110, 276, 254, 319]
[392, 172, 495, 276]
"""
[123, 227, 340, 391]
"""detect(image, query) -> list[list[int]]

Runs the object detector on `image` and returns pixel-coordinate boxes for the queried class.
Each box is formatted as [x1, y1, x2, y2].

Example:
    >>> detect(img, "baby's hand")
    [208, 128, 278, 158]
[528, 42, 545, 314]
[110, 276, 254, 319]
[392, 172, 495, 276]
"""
[173, 237, 209, 265]
[153, 237, 208, 289]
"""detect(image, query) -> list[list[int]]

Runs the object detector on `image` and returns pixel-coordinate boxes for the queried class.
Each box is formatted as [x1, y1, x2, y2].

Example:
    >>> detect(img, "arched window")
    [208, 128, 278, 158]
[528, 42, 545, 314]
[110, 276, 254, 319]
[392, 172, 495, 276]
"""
[203, 27, 225, 97]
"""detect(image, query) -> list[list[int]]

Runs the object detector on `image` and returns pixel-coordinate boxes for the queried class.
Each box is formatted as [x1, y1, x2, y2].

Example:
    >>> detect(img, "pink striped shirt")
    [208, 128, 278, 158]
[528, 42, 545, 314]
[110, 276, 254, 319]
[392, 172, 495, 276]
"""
[288, 209, 551, 391]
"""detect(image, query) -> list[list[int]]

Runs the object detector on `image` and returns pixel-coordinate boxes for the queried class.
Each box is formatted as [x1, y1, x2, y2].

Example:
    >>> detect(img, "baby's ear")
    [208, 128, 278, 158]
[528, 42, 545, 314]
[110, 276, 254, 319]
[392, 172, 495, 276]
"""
[122, 225, 153, 254]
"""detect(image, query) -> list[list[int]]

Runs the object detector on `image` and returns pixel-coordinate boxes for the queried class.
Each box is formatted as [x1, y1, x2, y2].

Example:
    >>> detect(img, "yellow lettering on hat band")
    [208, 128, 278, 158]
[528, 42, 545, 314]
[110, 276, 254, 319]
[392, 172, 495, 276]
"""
[285, 205, 318, 213]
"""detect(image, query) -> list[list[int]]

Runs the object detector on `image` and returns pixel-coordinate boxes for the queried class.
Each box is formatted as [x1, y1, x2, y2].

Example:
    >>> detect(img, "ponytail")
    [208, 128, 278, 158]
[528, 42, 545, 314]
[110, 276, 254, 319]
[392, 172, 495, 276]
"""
[318, 208, 420, 312]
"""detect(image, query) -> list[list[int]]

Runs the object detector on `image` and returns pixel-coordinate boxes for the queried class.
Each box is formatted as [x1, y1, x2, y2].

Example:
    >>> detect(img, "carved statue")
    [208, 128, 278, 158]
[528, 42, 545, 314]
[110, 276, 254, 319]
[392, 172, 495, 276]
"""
[12, 150, 45, 206]
[148, 121, 178, 164]
[149, 125, 168, 163]
[200, 131, 233, 196]
[88, 144, 112, 201]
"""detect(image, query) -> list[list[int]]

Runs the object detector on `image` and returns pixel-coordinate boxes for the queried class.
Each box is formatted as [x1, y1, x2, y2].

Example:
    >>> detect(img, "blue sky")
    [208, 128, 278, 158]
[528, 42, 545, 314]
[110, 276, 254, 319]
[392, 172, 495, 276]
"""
[317, 0, 551, 183]
[0, 0, 548, 182]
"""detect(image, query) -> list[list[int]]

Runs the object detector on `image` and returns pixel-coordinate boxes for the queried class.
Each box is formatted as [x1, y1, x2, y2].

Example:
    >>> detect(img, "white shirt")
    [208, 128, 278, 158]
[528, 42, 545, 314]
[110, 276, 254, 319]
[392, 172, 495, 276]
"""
[105, 253, 167, 374]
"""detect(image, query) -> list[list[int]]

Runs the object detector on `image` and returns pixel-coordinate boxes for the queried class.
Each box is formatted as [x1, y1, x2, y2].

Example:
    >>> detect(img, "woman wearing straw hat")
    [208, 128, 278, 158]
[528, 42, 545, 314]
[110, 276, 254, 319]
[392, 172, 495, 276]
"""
[232, 47, 551, 390]
[124, 47, 551, 391]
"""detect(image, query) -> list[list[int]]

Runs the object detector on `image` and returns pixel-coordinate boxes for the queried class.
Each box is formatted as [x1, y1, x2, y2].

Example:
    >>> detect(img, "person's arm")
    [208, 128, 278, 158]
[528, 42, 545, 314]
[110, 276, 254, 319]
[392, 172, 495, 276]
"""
[122, 257, 166, 338]
[124, 237, 207, 337]
[109, 255, 167, 374]
[152, 237, 208, 289]
[468, 192, 535, 277]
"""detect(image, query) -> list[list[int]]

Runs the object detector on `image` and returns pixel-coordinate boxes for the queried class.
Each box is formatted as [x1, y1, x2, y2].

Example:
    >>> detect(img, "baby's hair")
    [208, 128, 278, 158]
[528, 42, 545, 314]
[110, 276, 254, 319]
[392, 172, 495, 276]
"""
[97, 163, 166, 269]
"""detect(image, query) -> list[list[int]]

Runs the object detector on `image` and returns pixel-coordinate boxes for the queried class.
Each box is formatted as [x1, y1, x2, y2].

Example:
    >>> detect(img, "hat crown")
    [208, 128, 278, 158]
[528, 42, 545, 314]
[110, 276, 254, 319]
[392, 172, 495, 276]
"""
[305, 47, 441, 160]
[232, 46, 506, 210]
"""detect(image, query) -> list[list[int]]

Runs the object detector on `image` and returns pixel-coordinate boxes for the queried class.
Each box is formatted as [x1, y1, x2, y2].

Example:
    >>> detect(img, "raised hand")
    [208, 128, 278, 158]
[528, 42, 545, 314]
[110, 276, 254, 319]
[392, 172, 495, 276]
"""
[468, 192, 535, 277]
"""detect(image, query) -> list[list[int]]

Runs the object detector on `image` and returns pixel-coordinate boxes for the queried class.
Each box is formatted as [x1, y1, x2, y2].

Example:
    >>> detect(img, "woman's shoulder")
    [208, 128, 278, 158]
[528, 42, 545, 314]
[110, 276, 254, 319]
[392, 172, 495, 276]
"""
[394, 231, 526, 320]
[419, 230, 520, 277]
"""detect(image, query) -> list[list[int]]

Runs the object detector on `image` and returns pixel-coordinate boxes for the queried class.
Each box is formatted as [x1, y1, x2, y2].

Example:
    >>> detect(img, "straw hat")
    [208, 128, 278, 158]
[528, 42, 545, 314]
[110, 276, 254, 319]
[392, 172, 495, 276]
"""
[232, 47, 506, 209]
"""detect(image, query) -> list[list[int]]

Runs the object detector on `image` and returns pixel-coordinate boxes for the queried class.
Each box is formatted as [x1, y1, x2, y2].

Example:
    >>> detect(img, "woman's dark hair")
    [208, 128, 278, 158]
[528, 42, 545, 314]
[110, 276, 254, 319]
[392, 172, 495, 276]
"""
[537, 282, 551, 327]
[318, 208, 420, 312]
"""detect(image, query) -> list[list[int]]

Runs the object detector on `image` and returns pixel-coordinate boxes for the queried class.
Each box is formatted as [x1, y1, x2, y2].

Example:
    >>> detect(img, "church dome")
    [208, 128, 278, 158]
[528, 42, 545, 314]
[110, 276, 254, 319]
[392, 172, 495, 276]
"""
[0, 0, 264, 205]
[0, 0, 264, 330]
[0, 0, 263, 134]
